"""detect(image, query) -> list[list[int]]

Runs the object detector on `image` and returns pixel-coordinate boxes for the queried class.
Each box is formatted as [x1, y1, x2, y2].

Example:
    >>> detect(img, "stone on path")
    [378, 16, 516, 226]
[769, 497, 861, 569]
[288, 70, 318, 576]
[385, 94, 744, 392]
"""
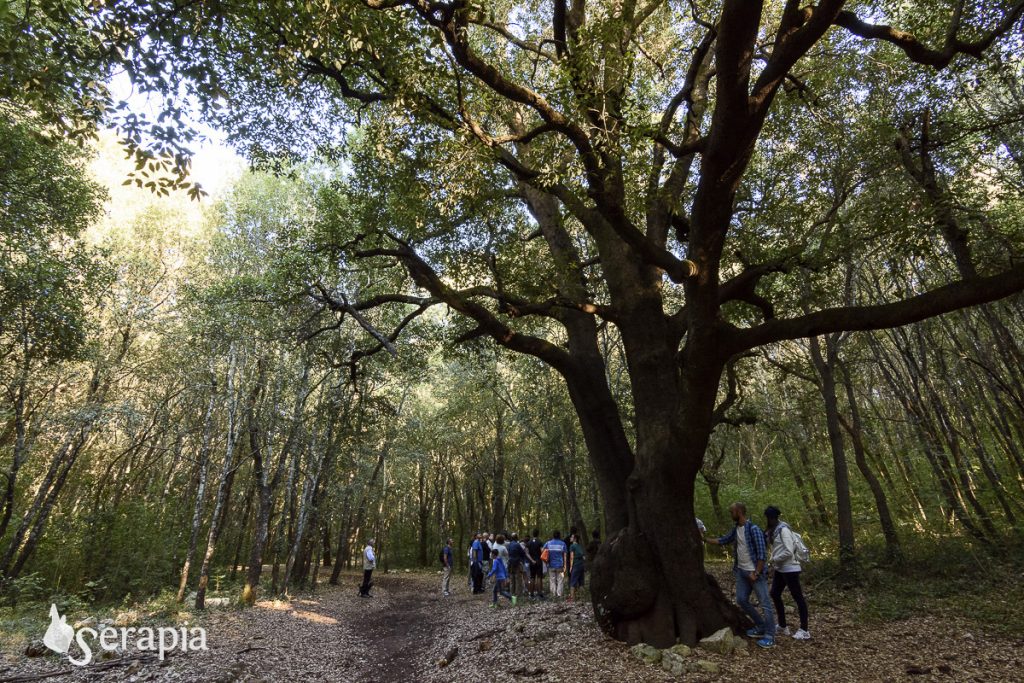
[661, 651, 688, 675]
[695, 659, 721, 674]
[698, 627, 737, 655]
[629, 643, 662, 665]
[668, 643, 692, 657]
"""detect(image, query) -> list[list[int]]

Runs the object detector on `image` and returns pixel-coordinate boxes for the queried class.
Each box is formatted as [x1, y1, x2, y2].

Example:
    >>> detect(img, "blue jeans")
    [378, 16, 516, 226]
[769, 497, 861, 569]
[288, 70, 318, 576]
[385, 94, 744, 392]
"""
[492, 578, 512, 603]
[734, 568, 776, 638]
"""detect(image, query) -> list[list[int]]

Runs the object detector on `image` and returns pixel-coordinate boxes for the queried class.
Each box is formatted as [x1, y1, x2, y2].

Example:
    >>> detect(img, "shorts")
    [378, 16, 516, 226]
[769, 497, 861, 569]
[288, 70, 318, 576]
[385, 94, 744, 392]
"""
[570, 562, 585, 588]
[529, 562, 543, 579]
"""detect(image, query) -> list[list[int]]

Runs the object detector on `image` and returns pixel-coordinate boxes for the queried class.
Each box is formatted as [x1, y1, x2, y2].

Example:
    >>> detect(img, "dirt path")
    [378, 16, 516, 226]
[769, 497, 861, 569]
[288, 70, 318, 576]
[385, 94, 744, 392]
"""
[4, 570, 1024, 682]
[345, 575, 439, 682]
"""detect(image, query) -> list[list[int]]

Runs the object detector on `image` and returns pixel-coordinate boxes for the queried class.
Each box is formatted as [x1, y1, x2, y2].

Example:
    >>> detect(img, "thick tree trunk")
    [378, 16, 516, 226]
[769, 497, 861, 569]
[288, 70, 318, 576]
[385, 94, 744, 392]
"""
[589, 422, 743, 646]
[587, 305, 743, 646]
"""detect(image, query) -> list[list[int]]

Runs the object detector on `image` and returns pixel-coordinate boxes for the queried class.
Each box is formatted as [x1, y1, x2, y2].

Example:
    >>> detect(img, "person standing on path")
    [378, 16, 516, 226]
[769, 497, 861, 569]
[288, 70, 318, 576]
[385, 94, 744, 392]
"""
[507, 533, 527, 597]
[359, 538, 376, 597]
[526, 529, 545, 600]
[441, 538, 454, 596]
[705, 503, 776, 648]
[543, 530, 567, 599]
[495, 534, 510, 567]
[567, 533, 585, 602]
[480, 532, 493, 589]
[471, 532, 485, 594]
[764, 506, 811, 640]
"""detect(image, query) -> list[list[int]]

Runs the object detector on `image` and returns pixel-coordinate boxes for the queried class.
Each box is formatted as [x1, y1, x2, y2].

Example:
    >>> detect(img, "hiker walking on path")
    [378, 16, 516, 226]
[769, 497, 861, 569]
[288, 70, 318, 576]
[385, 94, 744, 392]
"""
[543, 530, 568, 599]
[705, 503, 776, 648]
[441, 538, 454, 596]
[764, 506, 812, 640]
[487, 549, 515, 607]
[359, 538, 376, 597]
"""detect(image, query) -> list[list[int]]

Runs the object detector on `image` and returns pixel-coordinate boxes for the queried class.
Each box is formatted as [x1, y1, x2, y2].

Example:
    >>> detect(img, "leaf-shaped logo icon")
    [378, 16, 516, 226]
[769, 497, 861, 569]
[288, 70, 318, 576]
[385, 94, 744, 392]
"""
[43, 604, 74, 654]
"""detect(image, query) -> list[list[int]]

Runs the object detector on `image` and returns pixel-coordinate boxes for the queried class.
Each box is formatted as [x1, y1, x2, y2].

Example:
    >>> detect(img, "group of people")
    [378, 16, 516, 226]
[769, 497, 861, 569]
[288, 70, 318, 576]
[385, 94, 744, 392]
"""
[441, 528, 598, 607]
[706, 503, 811, 649]
[371, 503, 811, 649]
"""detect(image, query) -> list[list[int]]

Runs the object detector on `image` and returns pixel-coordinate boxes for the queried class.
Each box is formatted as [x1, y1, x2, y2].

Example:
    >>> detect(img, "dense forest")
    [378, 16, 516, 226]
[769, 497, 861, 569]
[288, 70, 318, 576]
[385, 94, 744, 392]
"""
[2, 0, 1024, 655]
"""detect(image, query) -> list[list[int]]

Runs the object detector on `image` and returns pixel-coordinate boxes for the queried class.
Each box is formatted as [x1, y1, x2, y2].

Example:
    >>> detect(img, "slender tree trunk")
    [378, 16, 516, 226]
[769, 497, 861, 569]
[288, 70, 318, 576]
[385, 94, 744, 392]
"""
[809, 335, 856, 572]
[177, 378, 218, 602]
[491, 402, 506, 532]
[196, 345, 240, 610]
[797, 441, 831, 528]
[838, 364, 902, 564]
[229, 479, 256, 581]
[0, 368, 29, 542]
[779, 446, 816, 526]
[416, 462, 429, 566]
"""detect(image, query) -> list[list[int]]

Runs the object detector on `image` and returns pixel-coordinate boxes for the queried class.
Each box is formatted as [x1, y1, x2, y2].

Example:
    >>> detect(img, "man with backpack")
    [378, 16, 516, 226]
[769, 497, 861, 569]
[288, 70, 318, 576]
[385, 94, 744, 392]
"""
[764, 506, 811, 640]
[704, 503, 776, 648]
[440, 538, 454, 596]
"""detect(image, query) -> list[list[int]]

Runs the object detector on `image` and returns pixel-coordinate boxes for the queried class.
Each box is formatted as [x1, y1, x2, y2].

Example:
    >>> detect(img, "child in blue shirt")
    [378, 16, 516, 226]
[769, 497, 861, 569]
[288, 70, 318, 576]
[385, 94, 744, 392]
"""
[487, 549, 515, 607]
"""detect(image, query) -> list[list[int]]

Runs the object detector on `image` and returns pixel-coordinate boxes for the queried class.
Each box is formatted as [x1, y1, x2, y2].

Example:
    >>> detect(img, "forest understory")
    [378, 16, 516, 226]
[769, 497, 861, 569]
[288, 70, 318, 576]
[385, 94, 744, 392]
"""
[2, 567, 1022, 683]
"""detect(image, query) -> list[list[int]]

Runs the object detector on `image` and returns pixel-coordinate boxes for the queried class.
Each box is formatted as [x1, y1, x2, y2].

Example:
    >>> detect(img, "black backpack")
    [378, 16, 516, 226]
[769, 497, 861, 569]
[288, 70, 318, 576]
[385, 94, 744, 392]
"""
[439, 548, 447, 566]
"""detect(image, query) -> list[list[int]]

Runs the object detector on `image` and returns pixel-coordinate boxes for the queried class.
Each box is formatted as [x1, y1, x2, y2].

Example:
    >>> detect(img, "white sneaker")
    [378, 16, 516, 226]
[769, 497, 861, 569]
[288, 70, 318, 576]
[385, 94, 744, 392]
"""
[777, 626, 791, 637]
[792, 629, 811, 640]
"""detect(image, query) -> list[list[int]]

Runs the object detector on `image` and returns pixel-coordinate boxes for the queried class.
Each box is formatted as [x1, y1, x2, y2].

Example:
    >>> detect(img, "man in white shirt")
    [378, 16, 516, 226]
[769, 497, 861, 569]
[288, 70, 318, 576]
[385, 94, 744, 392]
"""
[704, 503, 776, 648]
[359, 539, 376, 597]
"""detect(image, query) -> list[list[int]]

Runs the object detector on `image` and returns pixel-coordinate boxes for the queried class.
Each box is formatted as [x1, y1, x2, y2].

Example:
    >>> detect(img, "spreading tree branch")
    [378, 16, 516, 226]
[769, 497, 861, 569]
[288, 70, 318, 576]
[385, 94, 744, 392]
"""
[730, 264, 1024, 352]
[834, 2, 1024, 68]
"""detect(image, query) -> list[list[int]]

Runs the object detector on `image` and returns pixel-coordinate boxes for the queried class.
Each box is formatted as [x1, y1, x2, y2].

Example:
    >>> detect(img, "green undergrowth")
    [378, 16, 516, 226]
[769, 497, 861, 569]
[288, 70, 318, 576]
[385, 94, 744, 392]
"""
[806, 534, 1023, 637]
